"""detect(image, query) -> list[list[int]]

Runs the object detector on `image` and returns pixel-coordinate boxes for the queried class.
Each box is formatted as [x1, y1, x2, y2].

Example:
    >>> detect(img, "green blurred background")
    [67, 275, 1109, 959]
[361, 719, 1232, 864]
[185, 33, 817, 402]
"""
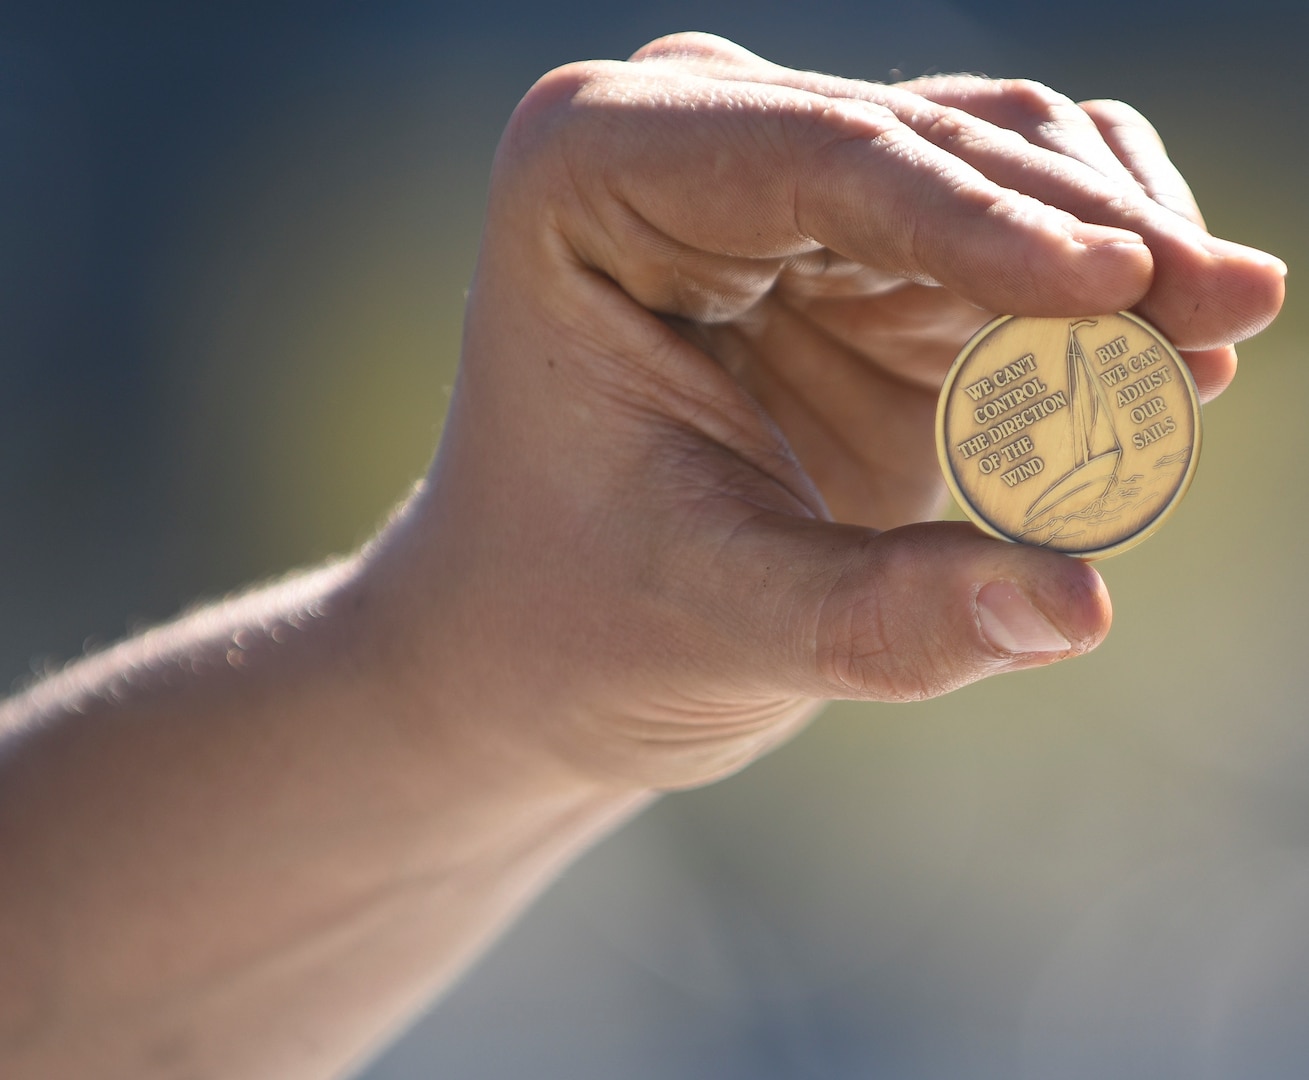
[3, 1, 1306, 1076]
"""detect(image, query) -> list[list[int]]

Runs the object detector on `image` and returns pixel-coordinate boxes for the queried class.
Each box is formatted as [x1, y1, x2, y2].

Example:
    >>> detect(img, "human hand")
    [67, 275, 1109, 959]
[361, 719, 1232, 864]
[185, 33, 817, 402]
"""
[368, 33, 1284, 790]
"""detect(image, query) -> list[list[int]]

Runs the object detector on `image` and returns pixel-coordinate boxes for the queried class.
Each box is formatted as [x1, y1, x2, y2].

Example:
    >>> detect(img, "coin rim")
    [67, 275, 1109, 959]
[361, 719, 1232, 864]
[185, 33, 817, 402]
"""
[935, 311, 1203, 560]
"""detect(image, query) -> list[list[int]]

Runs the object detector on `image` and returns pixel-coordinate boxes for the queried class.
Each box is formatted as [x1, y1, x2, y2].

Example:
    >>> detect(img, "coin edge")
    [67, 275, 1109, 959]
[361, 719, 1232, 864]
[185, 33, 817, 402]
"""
[935, 311, 1203, 560]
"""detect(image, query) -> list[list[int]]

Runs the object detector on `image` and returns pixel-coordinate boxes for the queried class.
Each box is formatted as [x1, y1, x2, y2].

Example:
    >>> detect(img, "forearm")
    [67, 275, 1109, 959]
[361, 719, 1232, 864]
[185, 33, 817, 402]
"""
[0, 541, 649, 1079]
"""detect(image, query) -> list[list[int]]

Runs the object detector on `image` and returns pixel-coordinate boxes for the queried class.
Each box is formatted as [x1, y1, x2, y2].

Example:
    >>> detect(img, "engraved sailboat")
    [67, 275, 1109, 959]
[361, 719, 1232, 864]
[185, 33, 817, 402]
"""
[1022, 319, 1122, 527]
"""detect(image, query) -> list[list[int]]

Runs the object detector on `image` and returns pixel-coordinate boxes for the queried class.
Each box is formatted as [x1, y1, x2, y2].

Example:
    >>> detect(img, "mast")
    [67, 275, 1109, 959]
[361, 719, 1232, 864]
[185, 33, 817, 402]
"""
[1067, 319, 1099, 469]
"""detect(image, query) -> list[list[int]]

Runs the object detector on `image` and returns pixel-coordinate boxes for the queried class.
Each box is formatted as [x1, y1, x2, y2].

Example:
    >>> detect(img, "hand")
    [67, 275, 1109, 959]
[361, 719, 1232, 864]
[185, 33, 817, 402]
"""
[366, 33, 1285, 790]
[0, 34, 1286, 1076]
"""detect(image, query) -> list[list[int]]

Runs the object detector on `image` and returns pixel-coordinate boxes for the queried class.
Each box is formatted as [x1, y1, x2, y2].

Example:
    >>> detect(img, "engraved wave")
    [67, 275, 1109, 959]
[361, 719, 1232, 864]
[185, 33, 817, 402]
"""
[1018, 469, 1173, 546]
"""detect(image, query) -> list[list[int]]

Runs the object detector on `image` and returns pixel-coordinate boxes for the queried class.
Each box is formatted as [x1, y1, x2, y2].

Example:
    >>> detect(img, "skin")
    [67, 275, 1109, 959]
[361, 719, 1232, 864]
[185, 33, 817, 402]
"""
[0, 33, 1285, 1080]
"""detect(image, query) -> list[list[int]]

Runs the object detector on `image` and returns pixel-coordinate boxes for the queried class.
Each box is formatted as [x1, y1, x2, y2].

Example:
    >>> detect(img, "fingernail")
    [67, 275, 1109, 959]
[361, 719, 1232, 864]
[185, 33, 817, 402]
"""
[976, 581, 1071, 655]
[1201, 236, 1288, 277]
[1067, 223, 1146, 250]
[1250, 250, 1288, 277]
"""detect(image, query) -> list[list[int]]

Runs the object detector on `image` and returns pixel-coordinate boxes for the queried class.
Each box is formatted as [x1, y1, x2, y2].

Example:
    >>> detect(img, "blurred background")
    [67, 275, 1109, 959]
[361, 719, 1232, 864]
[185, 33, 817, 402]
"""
[2, 1, 1306, 1076]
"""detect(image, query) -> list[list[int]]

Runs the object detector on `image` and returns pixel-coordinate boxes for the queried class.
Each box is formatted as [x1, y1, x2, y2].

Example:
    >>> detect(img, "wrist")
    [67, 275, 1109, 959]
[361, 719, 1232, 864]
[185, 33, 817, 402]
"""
[342, 490, 657, 845]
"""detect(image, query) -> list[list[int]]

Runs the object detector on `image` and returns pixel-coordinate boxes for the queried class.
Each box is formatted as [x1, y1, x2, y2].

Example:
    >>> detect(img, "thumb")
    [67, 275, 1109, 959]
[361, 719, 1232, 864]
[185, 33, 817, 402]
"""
[721, 518, 1111, 702]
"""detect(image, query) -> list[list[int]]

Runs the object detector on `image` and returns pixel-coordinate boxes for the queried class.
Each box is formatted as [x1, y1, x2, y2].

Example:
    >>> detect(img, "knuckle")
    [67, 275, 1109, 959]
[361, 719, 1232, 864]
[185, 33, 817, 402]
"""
[1001, 80, 1072, 128]
[497, 59, 639, 197]
[500, 60, 604, 159]
[1080, 96, 1147, 124]
[1000, 77, 1071, 116]
[999, 78, 1093, 136]
[815, 585, 892, 697]
[1081, 97, 1161, 140]
[628, 31, 743, 64]
[812, 539, 951, 703]
[920, 106, 970, 149]
[505, 58, 642, 139]
[918, 103, 1025, 162]
[801, 97, 900, 156]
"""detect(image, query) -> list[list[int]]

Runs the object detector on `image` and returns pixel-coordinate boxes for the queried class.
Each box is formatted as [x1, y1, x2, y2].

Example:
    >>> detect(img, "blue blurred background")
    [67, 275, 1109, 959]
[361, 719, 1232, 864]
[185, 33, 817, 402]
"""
[3, 1, 1306, 1076]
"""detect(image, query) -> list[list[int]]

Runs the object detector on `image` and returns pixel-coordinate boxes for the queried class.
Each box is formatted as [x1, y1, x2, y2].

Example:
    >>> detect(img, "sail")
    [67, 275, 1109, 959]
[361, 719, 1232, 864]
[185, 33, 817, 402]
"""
[1022, 321, 1122, 527]
[1068, 321, 1121, 463]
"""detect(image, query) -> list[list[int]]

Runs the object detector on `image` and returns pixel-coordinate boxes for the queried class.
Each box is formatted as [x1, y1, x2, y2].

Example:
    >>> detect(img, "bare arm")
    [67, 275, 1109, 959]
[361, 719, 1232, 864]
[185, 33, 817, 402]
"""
[0, 554, 650, 1078]
[0, 33, 1284, 1080]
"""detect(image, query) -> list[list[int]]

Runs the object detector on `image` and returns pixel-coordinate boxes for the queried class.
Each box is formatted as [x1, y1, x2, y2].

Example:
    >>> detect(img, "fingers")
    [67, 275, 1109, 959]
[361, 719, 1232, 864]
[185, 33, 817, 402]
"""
[847, 76, 1284, 351]
[715, 517, 1111, 703]
[772, 278, 990, 390]
[1078, 98, 1285, 356]
[609, 35, 1285, 353]
[1077, 98, 1205, 225]
[792, 102, 1154, 315]
[905, 75, 1143, 191]
[878, 83, 1283, 350]
[701, 297, 946, 530]
[503, 60, 1155, 322]
[1179, 345, 1239, 403]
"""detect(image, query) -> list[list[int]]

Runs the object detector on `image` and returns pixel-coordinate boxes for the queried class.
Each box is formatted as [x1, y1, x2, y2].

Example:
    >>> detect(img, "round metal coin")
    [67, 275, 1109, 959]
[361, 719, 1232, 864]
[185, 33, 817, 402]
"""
[936, 311, 1201, 559]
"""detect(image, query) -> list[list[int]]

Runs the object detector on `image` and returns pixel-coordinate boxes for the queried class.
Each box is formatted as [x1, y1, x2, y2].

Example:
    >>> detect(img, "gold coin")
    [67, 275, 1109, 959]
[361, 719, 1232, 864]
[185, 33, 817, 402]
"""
[936, 312, 1201, 559]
